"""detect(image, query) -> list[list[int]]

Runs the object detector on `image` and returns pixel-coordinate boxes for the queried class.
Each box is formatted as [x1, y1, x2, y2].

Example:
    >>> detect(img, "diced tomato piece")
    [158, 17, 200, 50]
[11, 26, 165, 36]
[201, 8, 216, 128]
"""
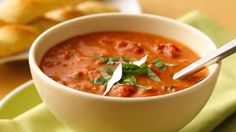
[153, 43, 180, 57]
[109, 84, 137, 97]
[115, 40, 144, 54]
[115, 40, 128, 48]
[133, 45, 144, 54]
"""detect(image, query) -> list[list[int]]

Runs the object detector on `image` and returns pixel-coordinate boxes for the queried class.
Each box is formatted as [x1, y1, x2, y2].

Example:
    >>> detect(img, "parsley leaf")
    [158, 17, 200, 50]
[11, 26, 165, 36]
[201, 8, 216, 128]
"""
[98, 67, 115, 73]
[122, 63, 139, 70]
[93, 77, 108, 85]
[122, 63, 148, 75]
[98, 57, 109, 64]
[94, 55, 162, 90]
[122, 75, 151, 89]
[147, 68, 161, 82]
[107, 57, 120, 64]
[93, 73, 111, 85]
[97, 56, 121, 65]
[151, 58, 165, 70]
[151, 58, 177, 70]
[121, 56, 131, 62]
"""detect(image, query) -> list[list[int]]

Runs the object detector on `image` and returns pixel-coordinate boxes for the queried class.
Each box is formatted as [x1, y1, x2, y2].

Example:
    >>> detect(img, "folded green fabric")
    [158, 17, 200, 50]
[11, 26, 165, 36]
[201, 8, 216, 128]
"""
[0, 104, 72, 132]
[178, 10, 236, 132]
[0, 11, 235, 132]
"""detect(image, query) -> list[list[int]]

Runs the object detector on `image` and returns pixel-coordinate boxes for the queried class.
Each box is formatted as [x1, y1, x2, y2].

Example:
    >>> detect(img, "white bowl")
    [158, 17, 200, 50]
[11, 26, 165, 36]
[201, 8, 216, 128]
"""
[29, 13, 220, 132]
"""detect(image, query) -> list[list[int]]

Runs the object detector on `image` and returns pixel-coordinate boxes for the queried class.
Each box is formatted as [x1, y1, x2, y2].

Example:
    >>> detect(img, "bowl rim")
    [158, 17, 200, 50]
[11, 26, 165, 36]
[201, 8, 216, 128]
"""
[29, 13, 220, 102]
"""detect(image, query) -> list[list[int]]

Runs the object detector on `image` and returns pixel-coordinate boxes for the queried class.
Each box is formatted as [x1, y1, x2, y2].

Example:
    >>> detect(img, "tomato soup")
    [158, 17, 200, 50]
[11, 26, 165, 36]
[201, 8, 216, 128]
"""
[40, 31, 208, 97]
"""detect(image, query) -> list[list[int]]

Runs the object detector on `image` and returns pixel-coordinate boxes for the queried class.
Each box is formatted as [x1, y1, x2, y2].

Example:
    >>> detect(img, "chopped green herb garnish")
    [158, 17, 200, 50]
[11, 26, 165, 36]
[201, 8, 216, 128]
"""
[151, 58, 177, 70]
[123, 63, 147, 75]
[151, 58, 165, 70]
[94, 62, 161, 86]
[147, 68, 161, 82]
[101, 73, 112, 80]
[97, 56, 121, 65]
[98, 67, 115, 73]
[122, 63, 140, 70]
[93, 77, 108, 85]
[92, 73, 111, 85]
[98, 57, 109, 64]
[94, 55, 162, 92]
[122, 75, 136, 84]
[122, 56, 131, 62]
[122, 75, 151, 89]
[135, 84, 152, 89]
[107, 57, 120, 64]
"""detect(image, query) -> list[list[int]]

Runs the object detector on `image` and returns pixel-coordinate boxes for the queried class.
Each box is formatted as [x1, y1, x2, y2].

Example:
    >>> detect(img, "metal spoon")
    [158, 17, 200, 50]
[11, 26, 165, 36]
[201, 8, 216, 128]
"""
[173, 39, 236, 80]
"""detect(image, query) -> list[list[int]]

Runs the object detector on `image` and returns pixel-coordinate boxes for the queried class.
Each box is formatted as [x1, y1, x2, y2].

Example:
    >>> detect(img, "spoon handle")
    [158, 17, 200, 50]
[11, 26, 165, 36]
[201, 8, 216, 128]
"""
[173, 39, 236, 80]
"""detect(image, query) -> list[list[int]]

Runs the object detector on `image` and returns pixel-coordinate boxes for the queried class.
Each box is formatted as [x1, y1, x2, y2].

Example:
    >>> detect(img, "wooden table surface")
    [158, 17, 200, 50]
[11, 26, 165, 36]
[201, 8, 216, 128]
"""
[0, 0, 235, 99]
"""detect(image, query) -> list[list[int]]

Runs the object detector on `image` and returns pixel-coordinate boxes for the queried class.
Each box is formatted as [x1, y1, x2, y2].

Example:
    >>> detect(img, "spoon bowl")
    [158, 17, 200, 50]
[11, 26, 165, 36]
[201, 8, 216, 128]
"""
[173, 39, 236, 80]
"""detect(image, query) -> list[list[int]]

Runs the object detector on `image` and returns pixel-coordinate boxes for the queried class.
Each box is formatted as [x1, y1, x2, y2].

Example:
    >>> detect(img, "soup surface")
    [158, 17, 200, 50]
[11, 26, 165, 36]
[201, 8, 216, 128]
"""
[40, 31, 208, 97]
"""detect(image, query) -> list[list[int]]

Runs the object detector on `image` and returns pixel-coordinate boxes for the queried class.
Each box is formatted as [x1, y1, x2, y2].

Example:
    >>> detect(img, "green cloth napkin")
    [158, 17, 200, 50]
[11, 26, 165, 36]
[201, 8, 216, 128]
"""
[177, 10, 236, 132]
[0, 11, 236, 132]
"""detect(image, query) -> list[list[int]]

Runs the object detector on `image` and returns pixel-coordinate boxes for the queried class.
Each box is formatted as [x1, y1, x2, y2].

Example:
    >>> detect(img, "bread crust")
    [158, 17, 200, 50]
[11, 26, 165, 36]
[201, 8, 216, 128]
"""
[45, 6, 83, 22]
[29, 17, 59, 32]
[0, 0, 119, 57]
[0, 24, 40, 57]
[45, 1, 119, 21]
[0, 0, 86, 23]
[76, 1, 119, 15]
